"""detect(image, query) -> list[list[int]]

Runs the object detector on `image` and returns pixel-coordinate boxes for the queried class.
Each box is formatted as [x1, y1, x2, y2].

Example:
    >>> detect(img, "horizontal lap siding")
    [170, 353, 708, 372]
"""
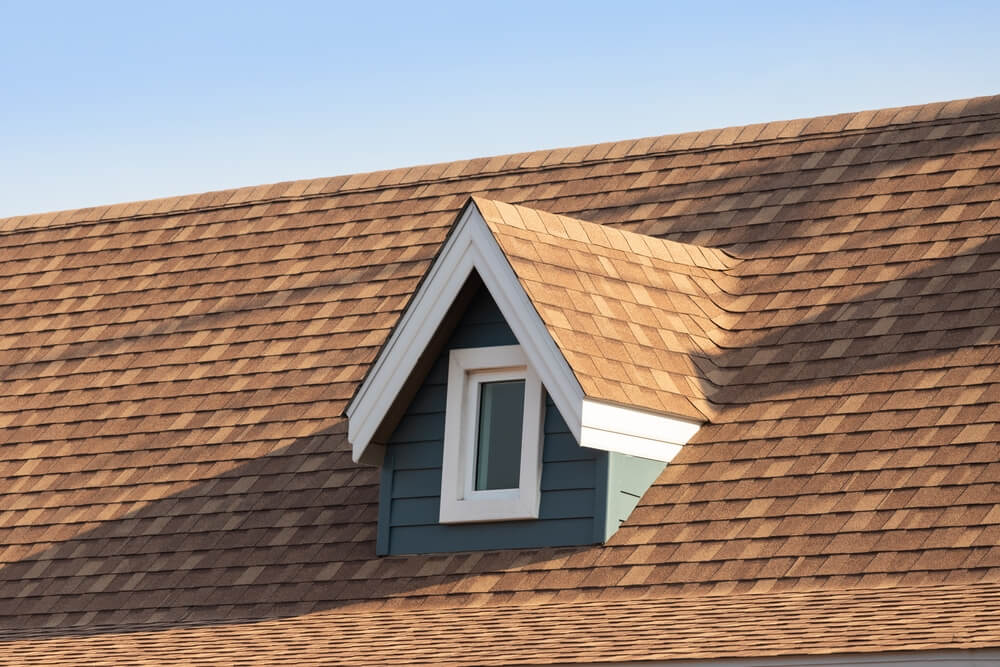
[382, 285, 600, 555]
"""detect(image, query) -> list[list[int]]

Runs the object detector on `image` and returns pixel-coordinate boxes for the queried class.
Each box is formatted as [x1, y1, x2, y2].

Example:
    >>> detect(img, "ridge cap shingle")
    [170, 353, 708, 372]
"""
[472, 196, 741, 270]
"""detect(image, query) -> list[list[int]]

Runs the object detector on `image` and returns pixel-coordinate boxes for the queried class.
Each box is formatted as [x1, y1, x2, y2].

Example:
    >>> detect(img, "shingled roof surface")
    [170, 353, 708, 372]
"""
[474, 196, 740, 421]
[2, 95, 1000, 661]
[4, 583, 999, 665]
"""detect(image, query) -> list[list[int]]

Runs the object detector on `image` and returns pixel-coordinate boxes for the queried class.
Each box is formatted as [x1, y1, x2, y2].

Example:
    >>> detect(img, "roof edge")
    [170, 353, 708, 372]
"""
[4, 94, 999, 234]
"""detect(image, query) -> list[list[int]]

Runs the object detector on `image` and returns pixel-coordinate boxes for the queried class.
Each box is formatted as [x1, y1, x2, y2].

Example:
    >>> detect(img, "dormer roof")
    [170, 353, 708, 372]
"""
[473, 196, 740, 422]
[348, 196, 746, 466]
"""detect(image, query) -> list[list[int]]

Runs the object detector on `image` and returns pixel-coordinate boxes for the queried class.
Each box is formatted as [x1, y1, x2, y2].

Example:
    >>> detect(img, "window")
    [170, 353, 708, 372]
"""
[439, 345, 543, 523]
[475, 378, 525, 490]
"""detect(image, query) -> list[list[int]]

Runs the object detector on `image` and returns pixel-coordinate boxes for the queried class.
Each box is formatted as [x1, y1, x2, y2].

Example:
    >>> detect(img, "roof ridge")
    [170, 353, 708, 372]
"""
[472, 196, 744, 269]
[3, 94, 998, 234]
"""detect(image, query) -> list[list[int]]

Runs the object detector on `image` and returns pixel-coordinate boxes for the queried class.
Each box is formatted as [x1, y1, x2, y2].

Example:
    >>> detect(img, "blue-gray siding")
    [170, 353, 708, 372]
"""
[378, 284, 603, 555]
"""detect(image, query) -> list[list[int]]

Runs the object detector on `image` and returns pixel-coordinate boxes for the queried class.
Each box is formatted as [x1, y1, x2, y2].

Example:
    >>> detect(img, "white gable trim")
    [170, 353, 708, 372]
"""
[346, 201, 584, 464]
[580, 399, 701, 463]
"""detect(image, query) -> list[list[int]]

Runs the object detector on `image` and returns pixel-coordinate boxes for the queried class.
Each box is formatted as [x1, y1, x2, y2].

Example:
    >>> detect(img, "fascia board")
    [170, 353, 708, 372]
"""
[580, 399, 701, 463]
[348, 201, 584, 463]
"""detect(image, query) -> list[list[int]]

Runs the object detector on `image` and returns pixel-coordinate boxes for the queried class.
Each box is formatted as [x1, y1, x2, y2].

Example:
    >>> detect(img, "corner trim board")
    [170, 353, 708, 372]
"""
[375, 450, 394, 555]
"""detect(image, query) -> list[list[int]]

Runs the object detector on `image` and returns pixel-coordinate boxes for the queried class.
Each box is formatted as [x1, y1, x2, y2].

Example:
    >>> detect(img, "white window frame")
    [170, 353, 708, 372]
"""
[439, 345, 544, 523]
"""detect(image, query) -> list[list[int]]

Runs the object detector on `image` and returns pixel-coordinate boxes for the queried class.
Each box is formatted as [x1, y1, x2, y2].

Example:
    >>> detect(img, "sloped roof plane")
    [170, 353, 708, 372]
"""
[475, 196, 741, 422]
[1, 94, 1000, 664]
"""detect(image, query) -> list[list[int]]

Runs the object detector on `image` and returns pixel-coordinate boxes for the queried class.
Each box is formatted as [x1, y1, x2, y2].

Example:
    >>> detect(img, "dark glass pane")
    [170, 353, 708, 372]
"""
[475, 380, 525, 490]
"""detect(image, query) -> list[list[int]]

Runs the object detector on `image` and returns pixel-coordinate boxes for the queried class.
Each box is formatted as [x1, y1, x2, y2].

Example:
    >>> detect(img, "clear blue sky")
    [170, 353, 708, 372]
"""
[1, 0, 997, 218]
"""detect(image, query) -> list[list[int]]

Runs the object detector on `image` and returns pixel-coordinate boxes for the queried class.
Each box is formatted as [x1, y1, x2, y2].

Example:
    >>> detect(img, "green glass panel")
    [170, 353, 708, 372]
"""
[475, 380, 525, 490]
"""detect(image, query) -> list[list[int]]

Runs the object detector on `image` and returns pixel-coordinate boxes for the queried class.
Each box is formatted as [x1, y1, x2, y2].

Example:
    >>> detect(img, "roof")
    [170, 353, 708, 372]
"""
[1, 94, 999, 662]
[474, 196, 739, 422]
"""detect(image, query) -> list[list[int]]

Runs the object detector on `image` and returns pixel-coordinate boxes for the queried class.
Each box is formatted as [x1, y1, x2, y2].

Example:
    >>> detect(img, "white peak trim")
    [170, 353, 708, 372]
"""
[346, 200, 584, 464]
[580, 399, 701, 463]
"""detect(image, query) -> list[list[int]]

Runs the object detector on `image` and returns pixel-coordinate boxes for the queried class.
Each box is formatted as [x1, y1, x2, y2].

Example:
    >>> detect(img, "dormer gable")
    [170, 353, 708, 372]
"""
[346, 197, 736, 553]
[347, 197, 585, 467]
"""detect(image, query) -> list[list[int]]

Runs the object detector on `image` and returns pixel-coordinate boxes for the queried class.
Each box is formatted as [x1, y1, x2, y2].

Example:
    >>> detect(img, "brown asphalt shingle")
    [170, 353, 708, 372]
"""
[473, 196, 740, 420]
[2, 583, 998, 665]
[1, 94, 1000, 661]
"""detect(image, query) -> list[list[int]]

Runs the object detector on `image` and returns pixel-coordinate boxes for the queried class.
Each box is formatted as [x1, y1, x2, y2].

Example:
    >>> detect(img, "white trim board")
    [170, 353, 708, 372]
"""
[580, 399, 701, 463]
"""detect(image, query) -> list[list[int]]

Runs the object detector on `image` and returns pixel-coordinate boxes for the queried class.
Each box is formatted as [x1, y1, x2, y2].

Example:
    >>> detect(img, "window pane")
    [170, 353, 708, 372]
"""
[475, 380, 525, 490]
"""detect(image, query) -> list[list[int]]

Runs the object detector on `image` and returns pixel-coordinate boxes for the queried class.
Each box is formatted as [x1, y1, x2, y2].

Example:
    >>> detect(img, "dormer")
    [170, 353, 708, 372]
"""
[347, 197, 738, 554]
